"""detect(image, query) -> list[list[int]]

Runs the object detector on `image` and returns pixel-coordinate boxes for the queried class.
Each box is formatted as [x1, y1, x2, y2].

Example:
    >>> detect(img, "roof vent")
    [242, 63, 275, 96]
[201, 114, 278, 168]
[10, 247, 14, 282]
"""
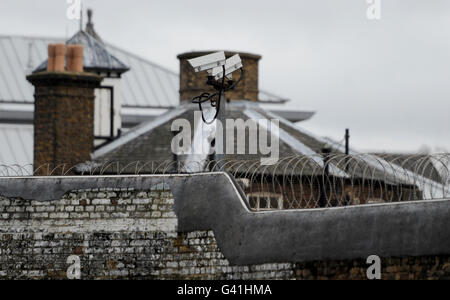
[85, 9, 103, 44]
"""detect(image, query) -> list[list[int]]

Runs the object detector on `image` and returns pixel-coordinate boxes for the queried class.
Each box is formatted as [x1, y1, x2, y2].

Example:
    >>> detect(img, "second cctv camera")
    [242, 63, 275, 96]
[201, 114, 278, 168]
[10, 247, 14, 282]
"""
[187, 51, 226, 72]
[211, 54, 243, 80]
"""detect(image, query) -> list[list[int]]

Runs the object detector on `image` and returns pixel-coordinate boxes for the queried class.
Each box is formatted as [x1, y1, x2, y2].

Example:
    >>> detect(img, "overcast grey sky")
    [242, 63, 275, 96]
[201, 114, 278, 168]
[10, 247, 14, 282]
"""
[2, 0, 450, 153]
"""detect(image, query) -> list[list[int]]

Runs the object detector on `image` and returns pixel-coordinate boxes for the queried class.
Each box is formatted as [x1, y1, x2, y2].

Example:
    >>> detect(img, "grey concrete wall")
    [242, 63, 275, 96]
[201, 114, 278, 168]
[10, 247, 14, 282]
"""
[1, 173, 449, 266]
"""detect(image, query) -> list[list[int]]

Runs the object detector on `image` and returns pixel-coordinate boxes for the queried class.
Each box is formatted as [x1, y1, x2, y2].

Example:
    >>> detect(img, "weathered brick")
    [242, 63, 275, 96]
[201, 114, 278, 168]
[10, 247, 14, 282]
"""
[91, 199, 110, 205]
[1, 190, 448, 280]
[49, 212, 69, 219]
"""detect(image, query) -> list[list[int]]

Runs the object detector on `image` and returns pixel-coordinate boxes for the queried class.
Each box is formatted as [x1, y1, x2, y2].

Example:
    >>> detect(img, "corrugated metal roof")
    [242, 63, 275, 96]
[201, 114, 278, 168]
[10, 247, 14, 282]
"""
[105, 43, 179, 108]
[0, 35, 59, 103]
[0, 34, 292, 168]
[0, 34, 288, 108]
[0, 34, 179, 107]
[0, 124, 33, 175]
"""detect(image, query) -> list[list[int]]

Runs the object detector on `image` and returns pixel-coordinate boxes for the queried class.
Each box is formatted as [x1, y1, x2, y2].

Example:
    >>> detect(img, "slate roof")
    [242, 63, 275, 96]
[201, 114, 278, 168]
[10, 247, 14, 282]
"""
[0, 124, 33, 175]
[86, 102, 371, 179]
[91, 102, 304, 169]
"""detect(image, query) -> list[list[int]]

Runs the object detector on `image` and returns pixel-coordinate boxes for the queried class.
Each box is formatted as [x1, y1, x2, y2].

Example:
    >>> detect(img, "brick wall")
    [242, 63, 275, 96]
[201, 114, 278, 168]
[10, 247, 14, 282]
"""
[0, 186, 449, 280]
[27, 72, 102, 174]
[295, 256, 450, 280]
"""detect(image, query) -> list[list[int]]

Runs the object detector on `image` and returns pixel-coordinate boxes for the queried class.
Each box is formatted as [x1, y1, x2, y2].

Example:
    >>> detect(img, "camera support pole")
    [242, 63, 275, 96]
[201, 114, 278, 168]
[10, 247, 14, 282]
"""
[215, 91, 226, 171]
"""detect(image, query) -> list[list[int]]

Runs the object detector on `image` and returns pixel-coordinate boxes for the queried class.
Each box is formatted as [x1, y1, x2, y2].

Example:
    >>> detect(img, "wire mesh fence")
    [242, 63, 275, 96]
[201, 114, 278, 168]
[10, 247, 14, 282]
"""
[1, 154, 449, 210]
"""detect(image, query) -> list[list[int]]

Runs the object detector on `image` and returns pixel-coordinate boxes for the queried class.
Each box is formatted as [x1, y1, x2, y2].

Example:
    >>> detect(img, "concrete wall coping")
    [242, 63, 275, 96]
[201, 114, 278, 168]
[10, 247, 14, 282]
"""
[1, 173, 449, 265]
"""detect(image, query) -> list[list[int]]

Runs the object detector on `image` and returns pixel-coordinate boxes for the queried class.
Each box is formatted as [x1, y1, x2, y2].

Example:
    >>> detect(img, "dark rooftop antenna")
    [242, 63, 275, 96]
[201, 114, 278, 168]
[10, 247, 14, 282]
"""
[87, 8, 93, 29]
[345, 128, 350, 155]
[319, 144, 332, 208]
[85, 8, 103, 43]
[345, 128, 350, 172]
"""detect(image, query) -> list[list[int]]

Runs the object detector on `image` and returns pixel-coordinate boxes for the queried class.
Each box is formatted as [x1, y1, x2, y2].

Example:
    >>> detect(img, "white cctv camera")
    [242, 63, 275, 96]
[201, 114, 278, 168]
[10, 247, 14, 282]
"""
[187, 51, 226, 73]
[211, 54, 243, 80]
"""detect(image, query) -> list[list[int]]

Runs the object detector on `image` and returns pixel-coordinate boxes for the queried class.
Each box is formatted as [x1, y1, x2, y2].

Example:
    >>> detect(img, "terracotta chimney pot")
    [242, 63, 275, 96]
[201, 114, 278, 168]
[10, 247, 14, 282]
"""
[67, 45, 84, 72]
[53, 43, 66, 72]
[47, 44, 56, 71]
[66, 46, 73, 71]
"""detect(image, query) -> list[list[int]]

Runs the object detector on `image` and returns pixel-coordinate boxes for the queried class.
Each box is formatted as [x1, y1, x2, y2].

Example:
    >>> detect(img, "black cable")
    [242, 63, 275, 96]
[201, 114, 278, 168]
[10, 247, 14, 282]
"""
[191, 67, 245, 124]
[193, 66, 225, 125]
[224, 68, 245, 92]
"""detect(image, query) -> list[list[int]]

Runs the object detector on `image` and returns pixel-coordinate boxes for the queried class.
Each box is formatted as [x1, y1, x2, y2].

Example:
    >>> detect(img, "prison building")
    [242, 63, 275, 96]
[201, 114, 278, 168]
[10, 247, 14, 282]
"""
[3, 10, 446, 210]
[0, 10, 313, 174]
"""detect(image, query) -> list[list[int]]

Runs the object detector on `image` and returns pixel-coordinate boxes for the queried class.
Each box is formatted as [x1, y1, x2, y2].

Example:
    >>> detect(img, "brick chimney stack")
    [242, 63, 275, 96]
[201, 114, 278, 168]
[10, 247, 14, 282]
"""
[177, 51, 261, 102]
[27, 44, 102, 175]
